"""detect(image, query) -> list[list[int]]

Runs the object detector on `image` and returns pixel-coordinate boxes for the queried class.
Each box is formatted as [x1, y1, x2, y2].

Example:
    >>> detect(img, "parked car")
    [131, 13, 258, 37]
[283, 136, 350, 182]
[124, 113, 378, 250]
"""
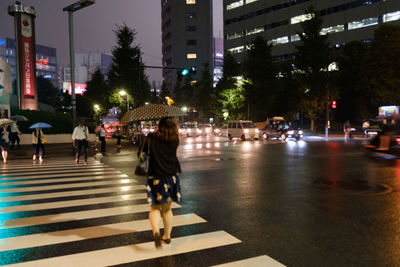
[197, 123, 213, 136]
[259, 123, 303, 140]
[363, 120, 382, 138]
[179, 123, 199, 137]
[227, 120, 259, 140]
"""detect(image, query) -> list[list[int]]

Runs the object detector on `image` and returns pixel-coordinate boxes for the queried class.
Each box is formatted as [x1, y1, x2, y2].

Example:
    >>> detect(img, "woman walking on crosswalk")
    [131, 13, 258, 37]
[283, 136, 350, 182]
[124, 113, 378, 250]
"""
[141, 117, 182, 248]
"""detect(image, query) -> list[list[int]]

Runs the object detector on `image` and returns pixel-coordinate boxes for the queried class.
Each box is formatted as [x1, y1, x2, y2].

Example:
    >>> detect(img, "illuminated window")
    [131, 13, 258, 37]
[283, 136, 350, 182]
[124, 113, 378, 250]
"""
[226, 32, 243, 40]
[320, 24, 345, 35]
[291, 13, 313, 25]
[383, 11, 400, 23]
[246, 27, 264, 36]
[187, 53, 197, 59]
[186, 0, 196, 4]
[291, 34, 301, 42]
[348, 17, 378, 30]
[246, 0, 258, 4]
[227, 46, 245, 54]
[268, 36, 289, 46]
[226, 0, 243, 11]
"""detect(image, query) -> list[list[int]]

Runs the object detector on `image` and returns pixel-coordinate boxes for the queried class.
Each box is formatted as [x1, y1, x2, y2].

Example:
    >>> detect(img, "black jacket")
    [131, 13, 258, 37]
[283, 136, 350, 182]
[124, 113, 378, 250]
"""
[139, 133, 181, 177]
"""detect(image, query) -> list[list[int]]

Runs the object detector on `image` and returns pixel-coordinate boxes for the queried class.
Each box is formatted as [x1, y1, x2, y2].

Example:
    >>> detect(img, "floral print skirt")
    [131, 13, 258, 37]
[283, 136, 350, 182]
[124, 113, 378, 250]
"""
[146, 175, 182, 206]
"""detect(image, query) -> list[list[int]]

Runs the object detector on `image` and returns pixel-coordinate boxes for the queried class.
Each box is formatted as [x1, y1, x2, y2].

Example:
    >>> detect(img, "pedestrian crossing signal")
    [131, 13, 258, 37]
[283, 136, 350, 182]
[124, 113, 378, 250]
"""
[181, 69, 189, 76]
[331, 100, 336, 109]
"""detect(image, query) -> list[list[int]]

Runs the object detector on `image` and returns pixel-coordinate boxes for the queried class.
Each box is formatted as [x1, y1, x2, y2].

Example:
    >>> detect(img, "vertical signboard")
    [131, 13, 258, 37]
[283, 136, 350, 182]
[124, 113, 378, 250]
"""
[21, 13, 34, 96]
[8, 3, 38, 110]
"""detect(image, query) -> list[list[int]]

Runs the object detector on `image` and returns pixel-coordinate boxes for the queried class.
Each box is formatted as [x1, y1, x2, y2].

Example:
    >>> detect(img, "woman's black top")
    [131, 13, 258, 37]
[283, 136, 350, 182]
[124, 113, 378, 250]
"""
[140, 133, 181, 177]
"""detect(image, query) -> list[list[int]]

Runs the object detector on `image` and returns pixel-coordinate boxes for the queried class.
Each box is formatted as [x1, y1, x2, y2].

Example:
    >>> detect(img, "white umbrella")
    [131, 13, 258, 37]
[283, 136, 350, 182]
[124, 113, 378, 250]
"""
[0, 119, 14, 126]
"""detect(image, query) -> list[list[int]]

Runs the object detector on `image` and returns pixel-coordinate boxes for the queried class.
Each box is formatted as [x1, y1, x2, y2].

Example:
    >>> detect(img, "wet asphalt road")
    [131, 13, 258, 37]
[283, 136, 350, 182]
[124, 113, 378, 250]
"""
[102, 136, 400, 266]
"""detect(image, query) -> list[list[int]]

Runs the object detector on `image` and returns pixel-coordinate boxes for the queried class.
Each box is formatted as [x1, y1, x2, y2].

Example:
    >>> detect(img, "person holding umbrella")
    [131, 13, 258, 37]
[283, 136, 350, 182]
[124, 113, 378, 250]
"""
[10, 121, 21, 150]
[29, 122, 52, 162]
[72, 120, 89, 164]
[32, 127, 45, 162]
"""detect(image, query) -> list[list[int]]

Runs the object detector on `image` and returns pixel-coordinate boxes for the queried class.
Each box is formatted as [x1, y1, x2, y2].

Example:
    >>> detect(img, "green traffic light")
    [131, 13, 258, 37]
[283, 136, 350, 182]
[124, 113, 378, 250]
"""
[181, 69, 189, 76]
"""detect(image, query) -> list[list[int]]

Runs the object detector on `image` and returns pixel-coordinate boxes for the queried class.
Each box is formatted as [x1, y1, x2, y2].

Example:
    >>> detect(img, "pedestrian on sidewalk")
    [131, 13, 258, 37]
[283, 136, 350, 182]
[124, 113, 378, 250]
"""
[0, 123, 10, 163]
[344, 120, 351, 142]
[72, 121, 89, 165]
[10, 121, 21, 150]
[115, 127, 122, 149]
[99, 124, 106, 152]
[32, 127, 45, 162]
[140, 117, 182, 248]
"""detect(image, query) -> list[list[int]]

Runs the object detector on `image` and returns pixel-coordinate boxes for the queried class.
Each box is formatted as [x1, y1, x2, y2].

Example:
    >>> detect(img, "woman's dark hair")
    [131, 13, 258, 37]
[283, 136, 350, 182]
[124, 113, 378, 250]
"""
[156, 117, 179, 142]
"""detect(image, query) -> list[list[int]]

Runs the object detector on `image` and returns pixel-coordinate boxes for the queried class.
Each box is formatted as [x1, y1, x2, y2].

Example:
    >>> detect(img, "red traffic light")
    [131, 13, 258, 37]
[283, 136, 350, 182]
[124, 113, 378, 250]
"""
[331, 100, 336, 109]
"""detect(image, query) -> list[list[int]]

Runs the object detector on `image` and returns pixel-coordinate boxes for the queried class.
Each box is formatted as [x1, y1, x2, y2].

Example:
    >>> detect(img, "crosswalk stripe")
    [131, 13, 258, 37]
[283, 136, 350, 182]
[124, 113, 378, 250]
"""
[1, 185, 144, 202]
[0, 168, 117, 177]
[211, 255, 286, 267]
[7, 231, 241, 267]
[0, 179, 134, 193]
[0, 202, 180, 229]
[0, 171, 125, 181]
[0, 165, 110, 174]
[0, 213, 206, 252]
[0, 192, 148, 213]
[1, 161, 103, 168]
[0, 174, 132, 185]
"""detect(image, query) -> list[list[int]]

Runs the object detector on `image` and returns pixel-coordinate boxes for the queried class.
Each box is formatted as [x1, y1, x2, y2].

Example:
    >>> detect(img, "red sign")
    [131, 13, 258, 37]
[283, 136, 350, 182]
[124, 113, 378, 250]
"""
[63, 82, 87, 95]
[36, 58, 49, 70]
[21, 14, 35, 96]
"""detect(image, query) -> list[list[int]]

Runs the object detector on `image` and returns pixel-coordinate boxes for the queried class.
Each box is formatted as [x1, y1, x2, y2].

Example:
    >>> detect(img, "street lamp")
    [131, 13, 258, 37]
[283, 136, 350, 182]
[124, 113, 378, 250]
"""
[63, 0, 95, 126]
[119, 90, 129, 111]
[93, 103, 100, 123]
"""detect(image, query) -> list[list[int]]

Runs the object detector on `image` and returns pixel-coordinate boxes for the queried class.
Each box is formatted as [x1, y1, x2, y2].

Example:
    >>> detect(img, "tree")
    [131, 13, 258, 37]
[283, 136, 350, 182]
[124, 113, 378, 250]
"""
[294, 6, 331, 132]
[337, 41, 369, 122]
[362, 24, 400, 107]
[218, 86, 245, 119]
[85, 68, 110, 110]
[37, 76, 58, 106]
[108, 89, 132, 111]
[107, 24, 150, 107]
[243, 36, 277, 121]
[216, 51, 240, 94]
[194, 62, 217, 119]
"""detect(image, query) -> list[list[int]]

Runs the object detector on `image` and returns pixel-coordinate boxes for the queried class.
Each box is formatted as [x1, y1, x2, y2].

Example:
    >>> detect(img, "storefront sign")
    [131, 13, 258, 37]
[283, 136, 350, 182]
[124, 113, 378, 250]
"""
[379, 106, 399, 117]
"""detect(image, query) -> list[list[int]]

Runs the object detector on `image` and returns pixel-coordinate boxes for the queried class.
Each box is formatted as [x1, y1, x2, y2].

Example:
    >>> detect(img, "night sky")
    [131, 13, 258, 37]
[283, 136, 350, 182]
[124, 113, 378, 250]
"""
[0, 0, 223, 84]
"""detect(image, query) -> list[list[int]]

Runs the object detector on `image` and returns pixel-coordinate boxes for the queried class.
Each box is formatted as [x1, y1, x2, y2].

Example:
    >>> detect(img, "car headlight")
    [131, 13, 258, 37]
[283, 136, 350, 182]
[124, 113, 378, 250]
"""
[244, 129, 249, 133]
[288, 130, 294, 134]
[299, 130, 303, 134]
[197, 129, 202, 133]
[255, 129, 259, 133]
[188, 129, 191, 132]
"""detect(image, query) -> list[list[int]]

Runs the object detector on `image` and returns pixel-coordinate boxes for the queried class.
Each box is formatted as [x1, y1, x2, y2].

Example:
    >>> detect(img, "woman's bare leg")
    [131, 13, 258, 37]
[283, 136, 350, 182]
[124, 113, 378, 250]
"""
[161, 202, 173, 239]
[149, 204, 161, 235]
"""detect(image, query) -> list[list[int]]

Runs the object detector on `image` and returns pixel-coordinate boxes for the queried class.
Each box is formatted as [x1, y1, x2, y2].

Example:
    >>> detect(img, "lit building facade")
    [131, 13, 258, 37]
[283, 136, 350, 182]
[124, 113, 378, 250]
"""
[223, 0, 400, 61]
[161, 0, 213, 91]
[62, 52, 112, 95]
[0, 37, 58, 87]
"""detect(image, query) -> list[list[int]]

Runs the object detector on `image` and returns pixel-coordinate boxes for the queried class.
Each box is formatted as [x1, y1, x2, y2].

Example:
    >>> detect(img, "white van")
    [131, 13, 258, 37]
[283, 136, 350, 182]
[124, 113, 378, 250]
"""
[227, 120, 259, 140]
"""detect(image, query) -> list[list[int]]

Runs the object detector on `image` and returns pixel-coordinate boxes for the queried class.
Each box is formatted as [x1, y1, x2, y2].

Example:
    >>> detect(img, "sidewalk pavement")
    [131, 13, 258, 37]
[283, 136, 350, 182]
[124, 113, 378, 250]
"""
[5, 138, 134, 160]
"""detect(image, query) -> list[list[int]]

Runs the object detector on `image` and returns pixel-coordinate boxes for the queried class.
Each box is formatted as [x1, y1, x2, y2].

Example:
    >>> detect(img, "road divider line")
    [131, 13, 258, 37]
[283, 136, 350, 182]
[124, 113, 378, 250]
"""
[210, 255, 286, 267]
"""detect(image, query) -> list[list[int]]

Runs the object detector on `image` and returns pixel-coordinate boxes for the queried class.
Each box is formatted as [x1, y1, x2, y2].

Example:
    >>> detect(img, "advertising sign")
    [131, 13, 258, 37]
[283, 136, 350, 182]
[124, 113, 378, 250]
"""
[21, 13, 35, 96]
[63, 82, 87, 95]
[379, 106, 399, 117]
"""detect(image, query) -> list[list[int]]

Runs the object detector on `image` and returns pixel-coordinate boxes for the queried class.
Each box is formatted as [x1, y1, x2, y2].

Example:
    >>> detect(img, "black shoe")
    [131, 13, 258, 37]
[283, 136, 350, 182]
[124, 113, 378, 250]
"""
[162, 238, 171, 244]
[154, 233, 162, 248]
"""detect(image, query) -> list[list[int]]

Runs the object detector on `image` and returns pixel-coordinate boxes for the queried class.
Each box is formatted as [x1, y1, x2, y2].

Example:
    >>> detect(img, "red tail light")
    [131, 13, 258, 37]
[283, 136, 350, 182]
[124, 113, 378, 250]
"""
[396, 138, 400, 144]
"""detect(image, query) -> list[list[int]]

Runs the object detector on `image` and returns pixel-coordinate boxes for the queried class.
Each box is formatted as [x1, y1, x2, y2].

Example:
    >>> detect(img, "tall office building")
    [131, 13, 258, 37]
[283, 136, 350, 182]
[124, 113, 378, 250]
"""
[224, 0, 400, 61]
[161, 0, 213, 91]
